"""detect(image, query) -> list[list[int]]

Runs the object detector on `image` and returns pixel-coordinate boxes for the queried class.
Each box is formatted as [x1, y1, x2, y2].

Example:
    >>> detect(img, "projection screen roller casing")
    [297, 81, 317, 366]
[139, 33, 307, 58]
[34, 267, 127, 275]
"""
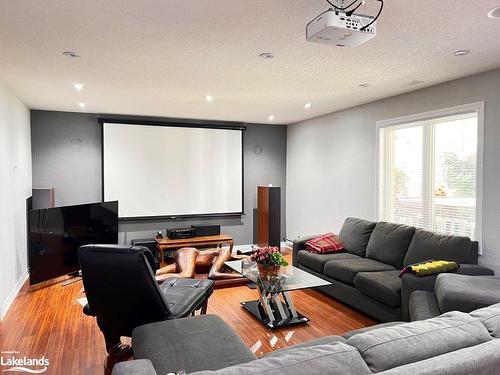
[103, 123, 243, 219]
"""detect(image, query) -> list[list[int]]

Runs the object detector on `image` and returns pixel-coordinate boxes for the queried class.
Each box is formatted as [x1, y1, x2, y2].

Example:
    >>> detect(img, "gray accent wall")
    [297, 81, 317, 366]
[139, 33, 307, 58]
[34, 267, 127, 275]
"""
[31, 112, 102, 206]
[30, 110, 286, 245]
[287, 68, 500, 274]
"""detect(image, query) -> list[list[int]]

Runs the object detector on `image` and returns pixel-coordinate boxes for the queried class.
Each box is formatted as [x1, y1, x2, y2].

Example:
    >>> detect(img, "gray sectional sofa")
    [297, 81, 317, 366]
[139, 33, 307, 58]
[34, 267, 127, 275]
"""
[293, 217, 494, 322]
[113, 303, 500, 375]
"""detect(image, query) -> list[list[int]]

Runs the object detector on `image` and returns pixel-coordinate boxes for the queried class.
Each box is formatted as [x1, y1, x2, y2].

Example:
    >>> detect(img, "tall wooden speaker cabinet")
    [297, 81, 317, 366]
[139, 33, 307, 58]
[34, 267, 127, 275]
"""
[257, 186, 281, 247]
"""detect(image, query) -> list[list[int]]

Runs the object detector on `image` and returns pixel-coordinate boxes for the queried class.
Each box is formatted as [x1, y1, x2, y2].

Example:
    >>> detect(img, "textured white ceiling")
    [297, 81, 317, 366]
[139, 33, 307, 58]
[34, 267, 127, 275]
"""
[1, 0, 500, 124]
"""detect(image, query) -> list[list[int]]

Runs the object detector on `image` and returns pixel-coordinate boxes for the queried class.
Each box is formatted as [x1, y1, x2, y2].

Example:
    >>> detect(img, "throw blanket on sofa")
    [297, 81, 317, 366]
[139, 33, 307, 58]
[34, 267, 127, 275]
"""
[305, 233, 344, 253]
[399, 260, 460, 277]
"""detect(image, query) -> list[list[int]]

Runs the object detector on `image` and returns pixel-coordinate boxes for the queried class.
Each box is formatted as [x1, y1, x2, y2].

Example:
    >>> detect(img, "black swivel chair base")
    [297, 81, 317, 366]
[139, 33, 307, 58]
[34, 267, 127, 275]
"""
[103, 335, 134, 375]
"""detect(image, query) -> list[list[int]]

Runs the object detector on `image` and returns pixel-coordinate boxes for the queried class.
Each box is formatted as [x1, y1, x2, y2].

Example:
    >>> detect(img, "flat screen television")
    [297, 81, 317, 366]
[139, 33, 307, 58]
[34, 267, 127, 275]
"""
[29, 201, 118, 285]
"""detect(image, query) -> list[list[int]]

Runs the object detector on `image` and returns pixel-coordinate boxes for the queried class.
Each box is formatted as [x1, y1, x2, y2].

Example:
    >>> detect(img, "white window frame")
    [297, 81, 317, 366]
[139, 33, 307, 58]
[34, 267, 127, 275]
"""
[375, 102, 484, 252]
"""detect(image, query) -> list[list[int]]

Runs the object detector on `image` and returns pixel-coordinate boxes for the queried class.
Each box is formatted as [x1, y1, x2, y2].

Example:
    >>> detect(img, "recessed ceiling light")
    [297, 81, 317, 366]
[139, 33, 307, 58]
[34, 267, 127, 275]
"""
[487, 6, 500, 18]
[304, 102, 312, 109]
[78, 102, 86, 109]
[73, 83, 83, 91]
[268, 114, 275, 121]
[453, 49, 471, 56]
[62, 51, 80, 58]
[259, 52, 275, 59]
[358, 83, 370, 88]
[204, 95, 213, 103]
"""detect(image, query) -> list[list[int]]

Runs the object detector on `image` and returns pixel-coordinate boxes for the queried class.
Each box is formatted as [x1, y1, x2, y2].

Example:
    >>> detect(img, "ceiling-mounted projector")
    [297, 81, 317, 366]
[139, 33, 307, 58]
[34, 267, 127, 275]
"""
[306, 11, 376, 47]
[306, 0, 383, 47]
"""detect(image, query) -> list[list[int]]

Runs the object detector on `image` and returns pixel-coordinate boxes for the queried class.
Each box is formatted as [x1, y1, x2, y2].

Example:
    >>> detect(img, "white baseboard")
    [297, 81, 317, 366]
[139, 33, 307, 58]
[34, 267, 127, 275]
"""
[1, 268, 29, 320]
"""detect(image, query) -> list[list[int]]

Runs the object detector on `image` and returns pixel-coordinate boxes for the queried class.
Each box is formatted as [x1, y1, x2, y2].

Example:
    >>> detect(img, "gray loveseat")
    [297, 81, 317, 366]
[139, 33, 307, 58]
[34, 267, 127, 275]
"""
[293, 217, 494, 322]
[113, 303, 500, 375]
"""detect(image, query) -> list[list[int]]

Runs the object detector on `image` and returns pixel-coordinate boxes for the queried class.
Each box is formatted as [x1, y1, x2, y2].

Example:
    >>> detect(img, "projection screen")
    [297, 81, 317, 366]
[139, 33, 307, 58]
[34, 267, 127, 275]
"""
[103, 122, 243, 219]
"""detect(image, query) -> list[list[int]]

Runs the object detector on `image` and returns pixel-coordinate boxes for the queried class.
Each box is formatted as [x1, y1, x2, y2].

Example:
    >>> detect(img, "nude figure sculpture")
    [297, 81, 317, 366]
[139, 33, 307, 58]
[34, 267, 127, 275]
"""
[155, 247, 247, 282]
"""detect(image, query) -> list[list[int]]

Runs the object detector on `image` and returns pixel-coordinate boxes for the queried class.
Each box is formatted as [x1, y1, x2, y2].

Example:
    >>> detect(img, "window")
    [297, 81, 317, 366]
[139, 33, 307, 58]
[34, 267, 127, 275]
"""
[378, 103, 483, 244]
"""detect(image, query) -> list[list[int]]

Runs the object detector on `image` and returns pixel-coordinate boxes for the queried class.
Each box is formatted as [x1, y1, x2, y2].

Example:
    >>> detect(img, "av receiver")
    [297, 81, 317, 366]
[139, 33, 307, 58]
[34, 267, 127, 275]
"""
[166, 228, 195, 239]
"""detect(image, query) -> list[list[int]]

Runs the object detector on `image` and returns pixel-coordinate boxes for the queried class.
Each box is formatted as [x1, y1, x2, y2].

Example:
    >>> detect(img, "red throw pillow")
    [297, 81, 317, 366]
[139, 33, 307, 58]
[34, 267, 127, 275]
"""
[305, 233, 344, 254]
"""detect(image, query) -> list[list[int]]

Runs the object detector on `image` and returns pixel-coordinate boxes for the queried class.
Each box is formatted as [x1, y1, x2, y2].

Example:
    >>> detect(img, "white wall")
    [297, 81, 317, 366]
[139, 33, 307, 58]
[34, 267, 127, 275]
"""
[0, 81, 32, 319]
[287, 68, 500, 274]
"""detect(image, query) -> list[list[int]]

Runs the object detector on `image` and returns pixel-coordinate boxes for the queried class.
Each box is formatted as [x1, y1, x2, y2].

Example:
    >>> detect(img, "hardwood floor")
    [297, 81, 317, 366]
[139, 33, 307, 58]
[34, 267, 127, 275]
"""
[0, 279, 376, 375]
[208, 285, 376, 356]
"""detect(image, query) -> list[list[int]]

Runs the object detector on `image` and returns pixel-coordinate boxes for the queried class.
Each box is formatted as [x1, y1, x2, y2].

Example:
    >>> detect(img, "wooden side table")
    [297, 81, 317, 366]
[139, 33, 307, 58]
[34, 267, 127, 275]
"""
[155, 234, 234, 266]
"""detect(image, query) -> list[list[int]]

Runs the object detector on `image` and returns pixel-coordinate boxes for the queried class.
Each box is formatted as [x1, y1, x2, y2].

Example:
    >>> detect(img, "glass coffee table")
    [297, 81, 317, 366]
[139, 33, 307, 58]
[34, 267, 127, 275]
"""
[225, 260, 331, 329]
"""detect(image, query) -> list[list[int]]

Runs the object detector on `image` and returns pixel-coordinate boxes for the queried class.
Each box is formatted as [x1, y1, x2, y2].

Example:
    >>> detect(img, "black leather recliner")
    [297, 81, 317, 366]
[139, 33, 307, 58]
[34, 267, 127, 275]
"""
[78, 244, 214, 374]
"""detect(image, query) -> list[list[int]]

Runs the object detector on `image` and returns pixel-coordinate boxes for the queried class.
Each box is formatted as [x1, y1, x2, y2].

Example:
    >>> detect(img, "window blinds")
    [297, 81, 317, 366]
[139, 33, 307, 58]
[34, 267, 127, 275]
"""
[378, 111, 479, 240]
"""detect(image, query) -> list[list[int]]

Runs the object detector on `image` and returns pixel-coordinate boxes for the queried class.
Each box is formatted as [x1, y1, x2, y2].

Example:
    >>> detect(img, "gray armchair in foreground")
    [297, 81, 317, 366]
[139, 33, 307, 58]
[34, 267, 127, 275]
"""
[112, 303, 500, 375]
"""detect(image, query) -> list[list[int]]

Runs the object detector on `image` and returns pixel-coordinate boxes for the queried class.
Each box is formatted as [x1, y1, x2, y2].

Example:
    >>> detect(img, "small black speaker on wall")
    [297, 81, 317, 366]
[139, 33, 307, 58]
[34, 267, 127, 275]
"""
[257, 186, 281, 247]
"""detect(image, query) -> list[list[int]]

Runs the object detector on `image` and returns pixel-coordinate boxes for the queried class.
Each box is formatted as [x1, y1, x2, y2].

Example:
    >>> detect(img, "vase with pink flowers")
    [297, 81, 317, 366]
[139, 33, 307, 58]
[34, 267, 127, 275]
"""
[250, 246, 288, 278]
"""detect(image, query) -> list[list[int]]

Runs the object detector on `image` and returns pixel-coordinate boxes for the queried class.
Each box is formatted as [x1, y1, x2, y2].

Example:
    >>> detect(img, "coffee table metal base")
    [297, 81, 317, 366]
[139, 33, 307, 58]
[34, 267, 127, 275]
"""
[240, 300, 309, 329]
